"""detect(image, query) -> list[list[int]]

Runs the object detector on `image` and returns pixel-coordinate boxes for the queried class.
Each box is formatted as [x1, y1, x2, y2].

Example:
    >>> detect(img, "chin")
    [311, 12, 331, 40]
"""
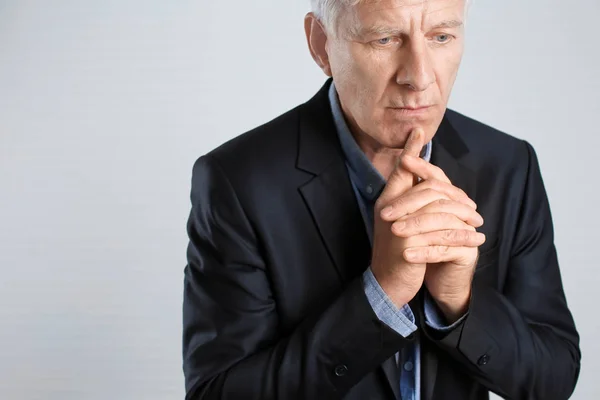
[376, 123, 432, 149]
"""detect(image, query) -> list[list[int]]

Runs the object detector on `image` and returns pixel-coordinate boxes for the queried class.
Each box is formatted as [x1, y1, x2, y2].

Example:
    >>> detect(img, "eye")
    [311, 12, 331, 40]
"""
[377, 37, 392, 45]
[433, 34, 453, 44]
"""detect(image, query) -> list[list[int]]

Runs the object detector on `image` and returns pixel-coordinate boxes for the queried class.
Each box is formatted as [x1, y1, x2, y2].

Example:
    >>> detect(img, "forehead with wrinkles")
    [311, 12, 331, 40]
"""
[345, 0, 466, 37]
[312, 0, 469, 36]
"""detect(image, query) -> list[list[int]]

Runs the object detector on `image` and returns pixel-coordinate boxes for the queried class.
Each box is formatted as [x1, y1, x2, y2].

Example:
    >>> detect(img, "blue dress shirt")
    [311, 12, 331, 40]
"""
[328, 82, 467, 399]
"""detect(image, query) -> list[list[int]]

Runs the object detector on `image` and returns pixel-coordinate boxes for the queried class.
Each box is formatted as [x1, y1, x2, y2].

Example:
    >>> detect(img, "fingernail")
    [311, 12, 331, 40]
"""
[393, 221, 406, 232]
[404, 249, 418, 259]
[381, 207, 393, 218]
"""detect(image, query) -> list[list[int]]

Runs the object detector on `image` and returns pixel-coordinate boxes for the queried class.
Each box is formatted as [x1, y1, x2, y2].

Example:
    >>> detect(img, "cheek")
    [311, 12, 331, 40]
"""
[434, 52, 462, 98]
[334, 60, 383, 110]
[341, 45, 392, 82]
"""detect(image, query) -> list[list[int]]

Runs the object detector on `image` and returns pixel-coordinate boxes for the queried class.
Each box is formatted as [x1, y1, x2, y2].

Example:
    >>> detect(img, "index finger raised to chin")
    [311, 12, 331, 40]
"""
[378, 128, 426, 207]
[402, 127, 426, 158]
[401, 127, 425, 186]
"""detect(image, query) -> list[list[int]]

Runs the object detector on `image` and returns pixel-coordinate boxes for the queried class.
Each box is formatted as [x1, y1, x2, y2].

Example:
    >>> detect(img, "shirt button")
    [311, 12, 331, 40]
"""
[477, 354, 491, 366]
[403, 361, 414, 371]
[334, 364, 348, 377]
[365, 185, 373, 194]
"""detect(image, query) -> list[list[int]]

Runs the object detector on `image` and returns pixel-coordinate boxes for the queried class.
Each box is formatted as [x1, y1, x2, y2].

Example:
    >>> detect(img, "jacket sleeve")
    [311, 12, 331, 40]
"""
[182, 155, 412, 400]
[422, 140, 581, 400]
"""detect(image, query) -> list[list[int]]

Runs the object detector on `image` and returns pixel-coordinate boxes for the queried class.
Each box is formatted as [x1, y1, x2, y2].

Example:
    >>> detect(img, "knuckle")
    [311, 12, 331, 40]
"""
[436, 198, 451, 207]
[393, 196, 406, 210]
[439, 212, 455, 223]
[460, 230, 472, 242]
[422, 180, 435, 190]
[434, 179, 447, 189]
[413, 215, 422, 227]
[422, 188, 437, 197]
[443, 229, 455, 240]
[443, 229, 467, 243]
[426, 180, 441, 191]
[428, 213, 440, 226]
[437, 245, 450, 254]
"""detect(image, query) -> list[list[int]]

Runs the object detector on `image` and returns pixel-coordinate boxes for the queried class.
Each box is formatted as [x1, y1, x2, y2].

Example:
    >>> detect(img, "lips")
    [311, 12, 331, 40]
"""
[387, 105, 433, 118]
[394, 105, 433, 110]
[389, 105, 433, 111]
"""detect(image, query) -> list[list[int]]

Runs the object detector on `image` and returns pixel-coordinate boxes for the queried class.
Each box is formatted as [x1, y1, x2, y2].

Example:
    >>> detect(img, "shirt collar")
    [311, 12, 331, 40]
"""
[328, 81, 432, 201]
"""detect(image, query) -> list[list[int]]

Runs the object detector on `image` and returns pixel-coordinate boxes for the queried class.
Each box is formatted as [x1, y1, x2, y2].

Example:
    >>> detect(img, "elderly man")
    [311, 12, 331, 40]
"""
[182, 0, 580, 399]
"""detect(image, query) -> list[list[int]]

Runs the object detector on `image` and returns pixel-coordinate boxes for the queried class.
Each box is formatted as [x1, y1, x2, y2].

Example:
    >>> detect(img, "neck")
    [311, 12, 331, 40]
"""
[346, 122, 406, 182]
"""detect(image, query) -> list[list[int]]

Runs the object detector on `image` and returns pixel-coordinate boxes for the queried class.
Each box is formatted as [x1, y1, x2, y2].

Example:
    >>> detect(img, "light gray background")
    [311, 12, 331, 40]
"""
[0, 1, 597, 399]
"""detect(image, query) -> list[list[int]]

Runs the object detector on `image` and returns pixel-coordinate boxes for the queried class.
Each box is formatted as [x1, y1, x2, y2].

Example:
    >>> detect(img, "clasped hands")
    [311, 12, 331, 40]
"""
[371, 128, 485, 324]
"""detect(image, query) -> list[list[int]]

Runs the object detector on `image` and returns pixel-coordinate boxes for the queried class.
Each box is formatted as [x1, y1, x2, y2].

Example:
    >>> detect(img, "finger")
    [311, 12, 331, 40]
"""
[401, 127, 426, 158]
[401, 129, 426, 187]
[412, 179, 476, 210]
[381, 188, 452, 221]
[378, 128, 425, 206]
[381, 181, 477, 221]
[391, 212, 473, 237]
[403, 198, 484, 228]
[399, 155, 477, 209]
[402, 229, 486, 249]
[399, 154, 450, 184]
[403, 246, 478, 265]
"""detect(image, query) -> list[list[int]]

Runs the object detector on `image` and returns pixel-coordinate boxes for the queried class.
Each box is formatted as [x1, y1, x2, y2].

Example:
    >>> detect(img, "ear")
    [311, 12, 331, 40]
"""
[304, 13, 332, 77]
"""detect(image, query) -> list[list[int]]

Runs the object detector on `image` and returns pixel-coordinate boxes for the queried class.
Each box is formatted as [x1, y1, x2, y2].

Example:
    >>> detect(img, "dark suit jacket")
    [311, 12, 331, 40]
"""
[182, 79, 580, 400]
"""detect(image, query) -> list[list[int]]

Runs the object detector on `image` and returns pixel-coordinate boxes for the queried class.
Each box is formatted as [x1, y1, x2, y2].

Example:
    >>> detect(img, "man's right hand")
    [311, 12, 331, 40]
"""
[370, 128, 483, 308]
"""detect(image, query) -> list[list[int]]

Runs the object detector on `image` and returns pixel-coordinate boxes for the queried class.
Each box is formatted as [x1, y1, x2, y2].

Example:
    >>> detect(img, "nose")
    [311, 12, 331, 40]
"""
[395, 38, 435, 91]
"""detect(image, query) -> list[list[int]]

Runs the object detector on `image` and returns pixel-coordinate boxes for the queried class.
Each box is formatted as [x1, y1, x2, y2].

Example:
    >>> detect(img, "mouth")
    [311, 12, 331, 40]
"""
[388, 105, 434, 117]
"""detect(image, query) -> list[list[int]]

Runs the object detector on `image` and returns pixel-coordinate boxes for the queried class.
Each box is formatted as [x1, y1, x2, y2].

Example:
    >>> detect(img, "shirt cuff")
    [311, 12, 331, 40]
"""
[424, 290, 469, 331]
[363, 267, 417, 337]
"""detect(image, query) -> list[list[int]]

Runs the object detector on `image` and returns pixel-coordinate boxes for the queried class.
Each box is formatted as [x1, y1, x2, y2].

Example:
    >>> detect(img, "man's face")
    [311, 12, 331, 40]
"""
[325, 0, 466, 148]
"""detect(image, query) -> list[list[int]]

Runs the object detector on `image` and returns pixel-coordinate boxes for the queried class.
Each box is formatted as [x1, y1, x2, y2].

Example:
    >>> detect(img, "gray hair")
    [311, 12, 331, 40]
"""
[310, 0, 472, 35]
[309, 0, 360, 35]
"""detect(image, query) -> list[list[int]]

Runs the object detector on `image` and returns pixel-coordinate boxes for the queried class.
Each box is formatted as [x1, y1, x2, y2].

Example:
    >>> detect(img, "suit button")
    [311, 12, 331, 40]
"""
[334, 365, 348, 377]
[477, 354, 490, 366]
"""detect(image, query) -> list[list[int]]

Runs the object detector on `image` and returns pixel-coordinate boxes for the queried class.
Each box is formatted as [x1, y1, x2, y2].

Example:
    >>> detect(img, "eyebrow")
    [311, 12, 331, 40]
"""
[355, 19, 464, 37]
[431, 20, 464, 30]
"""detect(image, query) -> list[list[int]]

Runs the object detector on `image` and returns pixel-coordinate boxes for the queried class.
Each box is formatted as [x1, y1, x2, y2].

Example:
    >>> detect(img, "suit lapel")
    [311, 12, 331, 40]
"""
[431, 116, 477, 201]
[297, 79, 371, 284]
[298, 162, 371, 282]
